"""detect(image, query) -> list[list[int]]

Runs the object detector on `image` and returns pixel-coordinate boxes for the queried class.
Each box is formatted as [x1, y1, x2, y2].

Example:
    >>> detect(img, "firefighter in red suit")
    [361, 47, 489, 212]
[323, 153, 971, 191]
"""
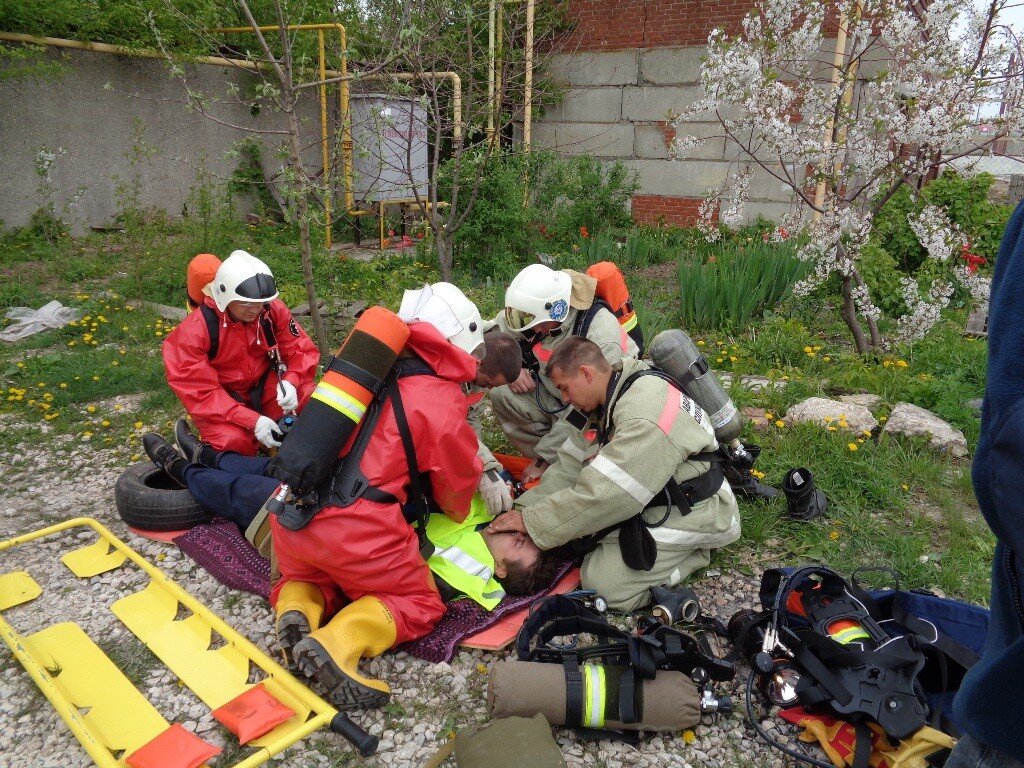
[162, 250, 320, 456]
[270, 321, 483, 710]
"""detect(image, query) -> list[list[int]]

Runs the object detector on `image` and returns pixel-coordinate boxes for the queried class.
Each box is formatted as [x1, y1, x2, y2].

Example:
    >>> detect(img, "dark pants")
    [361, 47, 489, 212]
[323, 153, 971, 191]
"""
[947, 735, 1024, 768]
[184, 453, 277, 529]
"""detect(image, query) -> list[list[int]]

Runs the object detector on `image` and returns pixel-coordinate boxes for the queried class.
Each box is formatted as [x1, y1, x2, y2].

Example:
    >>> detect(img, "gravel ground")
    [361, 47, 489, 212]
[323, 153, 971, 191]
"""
[0, 424, 802, 768]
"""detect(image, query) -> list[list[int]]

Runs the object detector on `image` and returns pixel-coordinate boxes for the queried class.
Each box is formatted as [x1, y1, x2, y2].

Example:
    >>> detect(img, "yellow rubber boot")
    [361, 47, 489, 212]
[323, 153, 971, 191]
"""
[292, 596, 397, 710]
[275, 581, 325, 670]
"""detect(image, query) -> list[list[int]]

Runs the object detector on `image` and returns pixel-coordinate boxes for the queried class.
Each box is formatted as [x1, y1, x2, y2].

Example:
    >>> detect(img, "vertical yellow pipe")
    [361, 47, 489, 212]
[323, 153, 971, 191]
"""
[523, 0, 534, 153]
[318, 29, 332, 248]
[812, 0, 863, 219]
[338, 25, 353, 215]
[488, 0, 496, 141]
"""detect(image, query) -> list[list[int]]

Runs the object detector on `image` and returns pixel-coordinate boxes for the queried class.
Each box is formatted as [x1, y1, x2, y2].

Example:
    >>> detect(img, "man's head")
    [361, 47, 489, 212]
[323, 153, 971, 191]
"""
[213, 250, 278, 322]
[474, 333, 523, 388]
[481, 526, 561, 597]
[545, 337, 613, 413]
[503, 264, 572, 335]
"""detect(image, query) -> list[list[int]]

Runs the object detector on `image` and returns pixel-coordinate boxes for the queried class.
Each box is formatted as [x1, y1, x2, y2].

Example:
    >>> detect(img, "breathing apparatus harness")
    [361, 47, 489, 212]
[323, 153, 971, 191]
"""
[516, 593, 734, 739]
[274, 357, 438, 552]
[728, 566, 963, 768]
[569, 368, 723, 572]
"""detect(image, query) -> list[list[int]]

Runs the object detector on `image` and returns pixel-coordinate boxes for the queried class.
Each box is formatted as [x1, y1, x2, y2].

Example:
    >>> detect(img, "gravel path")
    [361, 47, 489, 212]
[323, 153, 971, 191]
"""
[0, 426, 799, 768]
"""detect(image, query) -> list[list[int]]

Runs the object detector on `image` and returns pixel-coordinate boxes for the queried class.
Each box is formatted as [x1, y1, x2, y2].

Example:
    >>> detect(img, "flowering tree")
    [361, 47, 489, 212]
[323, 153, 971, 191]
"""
[674, 0, 1023, 352]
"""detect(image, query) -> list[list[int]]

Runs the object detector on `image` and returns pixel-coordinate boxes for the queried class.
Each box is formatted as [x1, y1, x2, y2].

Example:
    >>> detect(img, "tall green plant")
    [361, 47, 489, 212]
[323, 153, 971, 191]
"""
[678, 241, 810, 331]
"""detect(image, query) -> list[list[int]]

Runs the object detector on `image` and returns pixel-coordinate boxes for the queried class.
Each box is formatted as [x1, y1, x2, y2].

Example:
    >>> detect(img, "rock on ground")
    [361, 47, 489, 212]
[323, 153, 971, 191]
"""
[838, 393, 882, 411]
[783, 397, 877, 433]
[882, 403, 969, 458]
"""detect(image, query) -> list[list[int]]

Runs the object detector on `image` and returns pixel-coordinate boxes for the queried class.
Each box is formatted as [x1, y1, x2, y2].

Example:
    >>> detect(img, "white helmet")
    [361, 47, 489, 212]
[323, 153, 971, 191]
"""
[503, 264, 572, 332]
[212, 250, 278, 313]
[430, 282, 484, 355]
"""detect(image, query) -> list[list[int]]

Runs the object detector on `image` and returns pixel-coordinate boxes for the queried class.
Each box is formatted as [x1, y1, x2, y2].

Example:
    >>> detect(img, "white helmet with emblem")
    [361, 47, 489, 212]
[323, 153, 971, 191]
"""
[503, 264, 572, 332]
[212, 250, 278, 313]
[430, 282, 484, 355]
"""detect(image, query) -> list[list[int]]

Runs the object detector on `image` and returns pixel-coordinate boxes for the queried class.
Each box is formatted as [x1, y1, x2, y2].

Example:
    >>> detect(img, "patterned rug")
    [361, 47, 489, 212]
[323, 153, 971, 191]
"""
[402, 558, 576, 663]
[174, 518, 271, 598]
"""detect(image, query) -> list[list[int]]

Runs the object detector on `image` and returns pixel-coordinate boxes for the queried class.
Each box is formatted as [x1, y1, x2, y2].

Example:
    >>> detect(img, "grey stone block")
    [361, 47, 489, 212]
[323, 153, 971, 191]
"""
[531, 122, 635, 157]
[622, 158, 730, 197]
[744, 201, 801, 224]
[546, 51, 639, 87]
[640, 46, 706, 85]
[746, 165, 806, 202]
[639, 121, 726, 160]
[621, 86, 703, 122]
[541, 88, 623, 123]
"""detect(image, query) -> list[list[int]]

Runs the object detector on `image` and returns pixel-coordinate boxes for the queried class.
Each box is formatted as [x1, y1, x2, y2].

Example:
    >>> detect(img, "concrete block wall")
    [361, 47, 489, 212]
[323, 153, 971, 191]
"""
[534, 0, 802, 226]
[0, 47, 323, 234]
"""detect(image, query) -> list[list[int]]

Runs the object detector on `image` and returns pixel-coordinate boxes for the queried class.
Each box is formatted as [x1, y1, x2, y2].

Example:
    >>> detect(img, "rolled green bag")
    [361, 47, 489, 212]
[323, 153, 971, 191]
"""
[487, 659, 701, 731]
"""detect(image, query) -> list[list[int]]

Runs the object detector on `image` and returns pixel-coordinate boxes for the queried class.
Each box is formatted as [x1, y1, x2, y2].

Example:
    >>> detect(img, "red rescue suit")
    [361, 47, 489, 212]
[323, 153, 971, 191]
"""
[162, 297, 320, 455]
[270, 323, 483, 645]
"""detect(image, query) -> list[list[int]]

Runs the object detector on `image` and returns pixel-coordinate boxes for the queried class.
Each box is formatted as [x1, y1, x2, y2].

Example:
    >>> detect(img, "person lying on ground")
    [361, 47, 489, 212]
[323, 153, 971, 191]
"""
[486, 336, 741, 612]
[163, 250, 319, 456]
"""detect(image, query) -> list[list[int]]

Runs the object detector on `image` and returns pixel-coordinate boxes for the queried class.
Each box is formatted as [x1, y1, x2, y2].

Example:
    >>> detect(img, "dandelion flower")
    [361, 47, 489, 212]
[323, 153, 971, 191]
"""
[847, 443, 858, 451]
[823, 356, 831, 362]
[775, 419, 785, 428]
[803, 346, 812, 353]
[59, 383, 68, 389]
[829, 530, 840, 541]
[901, 484, 909, 491]
[896, 360, 908, 368]
[87, 405, 97, 413]
[682, 730, 697, 744]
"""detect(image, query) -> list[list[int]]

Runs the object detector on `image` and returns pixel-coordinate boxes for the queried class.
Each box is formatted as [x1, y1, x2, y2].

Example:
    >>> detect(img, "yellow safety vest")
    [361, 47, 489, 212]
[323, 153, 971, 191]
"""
[426, 495, 506, 610]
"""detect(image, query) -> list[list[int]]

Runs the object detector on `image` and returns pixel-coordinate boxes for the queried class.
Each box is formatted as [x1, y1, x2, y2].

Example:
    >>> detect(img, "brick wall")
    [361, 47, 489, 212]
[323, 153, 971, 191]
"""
[631, 195, 706, 226]
[563, 0, 749, 52]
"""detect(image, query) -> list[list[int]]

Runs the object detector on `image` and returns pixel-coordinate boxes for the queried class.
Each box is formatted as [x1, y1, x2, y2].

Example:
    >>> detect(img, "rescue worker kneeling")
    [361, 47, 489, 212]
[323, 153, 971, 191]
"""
[142, 329, 548, 710]
[487, 337, 741, 612]
[163, 250, 319, 456]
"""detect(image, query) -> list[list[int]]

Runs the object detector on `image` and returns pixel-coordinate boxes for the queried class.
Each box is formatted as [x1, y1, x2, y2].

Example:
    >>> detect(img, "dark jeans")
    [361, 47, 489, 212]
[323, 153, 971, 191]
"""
[947, 735, 1024, 768]
[184, 453, 277, 529]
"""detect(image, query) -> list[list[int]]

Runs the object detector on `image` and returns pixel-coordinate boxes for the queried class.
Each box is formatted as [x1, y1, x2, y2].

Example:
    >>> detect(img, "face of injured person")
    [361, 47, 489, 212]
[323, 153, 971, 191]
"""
[484, 528, 541, 581]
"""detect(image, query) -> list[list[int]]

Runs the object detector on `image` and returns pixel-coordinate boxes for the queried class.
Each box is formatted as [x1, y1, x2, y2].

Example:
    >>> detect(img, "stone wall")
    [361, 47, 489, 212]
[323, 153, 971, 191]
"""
[0, 47, 325, 233]
[537, 44, 799, 226]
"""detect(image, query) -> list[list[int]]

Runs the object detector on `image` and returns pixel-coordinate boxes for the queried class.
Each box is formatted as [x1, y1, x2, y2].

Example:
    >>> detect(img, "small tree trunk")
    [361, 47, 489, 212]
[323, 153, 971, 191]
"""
[840, 275, 872, 355]
[284, 103, 330, 357]
[436, 229, 454, 281]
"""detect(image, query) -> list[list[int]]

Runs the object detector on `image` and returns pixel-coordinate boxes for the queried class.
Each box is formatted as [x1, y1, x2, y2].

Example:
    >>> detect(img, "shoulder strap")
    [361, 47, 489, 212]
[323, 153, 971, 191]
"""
[200, 304, 220, 360]
[261, 308, 277, 350]
[572, 299, 611, 338]
[604, 369, 678, 442]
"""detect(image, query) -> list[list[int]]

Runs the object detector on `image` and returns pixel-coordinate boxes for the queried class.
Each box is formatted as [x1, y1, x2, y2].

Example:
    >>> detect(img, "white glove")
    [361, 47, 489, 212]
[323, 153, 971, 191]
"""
[478, 469, 513, 516]
[254, 415, 282, 448]
[277, 379, 299, 412]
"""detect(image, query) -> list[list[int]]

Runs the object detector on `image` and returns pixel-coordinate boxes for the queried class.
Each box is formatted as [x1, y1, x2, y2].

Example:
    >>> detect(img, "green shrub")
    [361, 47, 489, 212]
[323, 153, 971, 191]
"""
[873, 172, 1013, 272]
[443, 150, 639, 278]
[678, 240, 811, 331]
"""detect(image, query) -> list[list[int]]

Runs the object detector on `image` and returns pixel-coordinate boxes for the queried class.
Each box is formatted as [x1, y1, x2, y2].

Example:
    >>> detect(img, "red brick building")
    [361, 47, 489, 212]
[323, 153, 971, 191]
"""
[534, 0, 797, 225]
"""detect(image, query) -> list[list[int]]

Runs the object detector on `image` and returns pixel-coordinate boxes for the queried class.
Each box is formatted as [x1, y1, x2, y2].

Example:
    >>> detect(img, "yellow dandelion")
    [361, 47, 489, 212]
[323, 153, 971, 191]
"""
[59, 383, 68, 389]
[101, 420, 111, 427]
[862, 429, 872, 436]
[134, 421, 144, 430]
[775, 419, 785, 428]
[813, 345, 822, 351]
[87, 405, 97, 413]
[829, 530, 840, 541]
[896, 360, 908, 368]
[696, 340, 705, 346]
[682, 730, 697, 744]
[803, 346, 812, 353]
[476, 662, 488, 674]
[823, 356, 831, 362]
[92, 375, 100, 381]
[847, 443, 858, 451]
[82, 431, 93, 439]
[807, 351, 816, 357]
[716, 358, 724, 363]
[729, 356, 738, 362]
[883, 360, 892, 368]
[112, 360, 119, 366]
[765, 412, 774, 420]
[122, 326, 129, 331]
[880, 416, 888, 422]
[902, 484, 909, 491]
[131, 454, 140, 461]
[828, 426, 838, 432]
[824, 416, 833, 423]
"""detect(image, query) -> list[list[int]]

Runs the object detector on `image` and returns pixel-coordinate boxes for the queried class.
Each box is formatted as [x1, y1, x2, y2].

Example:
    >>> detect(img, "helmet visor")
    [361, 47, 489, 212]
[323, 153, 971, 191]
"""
[235, 273, 278, 302]
[504, 306, 537, 332]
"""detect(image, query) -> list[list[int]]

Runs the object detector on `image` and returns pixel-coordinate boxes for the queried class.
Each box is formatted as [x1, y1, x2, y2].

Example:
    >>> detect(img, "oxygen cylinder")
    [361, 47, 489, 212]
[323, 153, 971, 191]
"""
[488, 659, 701, 732]
[186, 253, 222, 311]
[266, 306, 411, 493]
[647, 329, 744, 443]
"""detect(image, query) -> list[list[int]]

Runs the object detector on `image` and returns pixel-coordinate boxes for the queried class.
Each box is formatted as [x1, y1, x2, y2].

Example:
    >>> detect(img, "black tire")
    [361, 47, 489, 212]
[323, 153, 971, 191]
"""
[114, 461, 213, 532]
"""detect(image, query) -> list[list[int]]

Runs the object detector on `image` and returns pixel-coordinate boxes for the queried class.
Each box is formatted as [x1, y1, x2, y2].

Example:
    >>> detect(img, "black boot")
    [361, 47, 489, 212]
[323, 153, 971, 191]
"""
[143, 433, 189, 488]
[722, 444, 779, 501]
[174, 418, 221, 469]
[782, 467, 827, 521]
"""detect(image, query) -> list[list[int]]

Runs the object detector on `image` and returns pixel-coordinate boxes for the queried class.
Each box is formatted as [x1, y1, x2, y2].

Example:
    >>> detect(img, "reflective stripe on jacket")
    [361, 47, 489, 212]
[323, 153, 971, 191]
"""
[426, 496, 505, 610]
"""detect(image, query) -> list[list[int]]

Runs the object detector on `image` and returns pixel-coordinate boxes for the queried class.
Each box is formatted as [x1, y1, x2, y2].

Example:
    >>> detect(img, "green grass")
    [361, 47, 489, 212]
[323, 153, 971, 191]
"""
[0, 215, 995, 604]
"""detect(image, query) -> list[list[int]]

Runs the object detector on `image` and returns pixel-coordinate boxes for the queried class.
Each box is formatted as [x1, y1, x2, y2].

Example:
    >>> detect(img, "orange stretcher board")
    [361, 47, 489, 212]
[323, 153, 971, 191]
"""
[461, 568, 581, 651]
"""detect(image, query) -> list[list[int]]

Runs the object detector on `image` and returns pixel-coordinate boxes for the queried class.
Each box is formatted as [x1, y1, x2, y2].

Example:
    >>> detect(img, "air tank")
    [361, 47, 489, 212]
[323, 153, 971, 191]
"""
[350, 94, 428, 203]
[647, 329, 744, 444]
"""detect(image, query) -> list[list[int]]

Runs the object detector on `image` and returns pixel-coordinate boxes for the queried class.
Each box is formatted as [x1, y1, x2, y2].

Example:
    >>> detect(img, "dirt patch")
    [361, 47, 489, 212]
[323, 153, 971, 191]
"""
[637, 261, 679, 287]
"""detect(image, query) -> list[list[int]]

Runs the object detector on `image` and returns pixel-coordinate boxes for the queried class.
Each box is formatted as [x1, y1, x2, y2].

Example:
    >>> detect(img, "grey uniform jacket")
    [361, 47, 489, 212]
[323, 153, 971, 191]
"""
[519, 358, 741, 609]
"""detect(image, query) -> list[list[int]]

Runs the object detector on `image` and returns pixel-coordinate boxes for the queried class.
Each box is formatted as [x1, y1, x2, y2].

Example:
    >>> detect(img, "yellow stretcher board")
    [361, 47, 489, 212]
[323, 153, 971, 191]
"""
[0, 517, 375, 767]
